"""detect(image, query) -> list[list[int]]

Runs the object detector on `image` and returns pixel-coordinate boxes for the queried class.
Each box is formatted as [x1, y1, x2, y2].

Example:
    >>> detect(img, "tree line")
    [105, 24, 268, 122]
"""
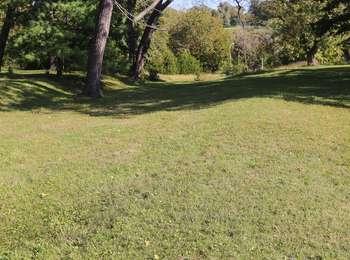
[0, 0, 349, 97]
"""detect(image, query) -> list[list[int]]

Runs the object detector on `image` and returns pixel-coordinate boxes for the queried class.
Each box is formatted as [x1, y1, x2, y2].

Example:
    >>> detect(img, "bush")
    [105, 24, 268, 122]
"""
[170, 8, 231, 72]
[103, 40, 129, 75]
[177, 50, 202, 74]
[162, 51, 178, 74]
[147, 46, 178, 75]
[223, 62, 247, 75]
[148, 69, 160, 81]
[231, 27, 273, 71]
[316, 36, 346, 65]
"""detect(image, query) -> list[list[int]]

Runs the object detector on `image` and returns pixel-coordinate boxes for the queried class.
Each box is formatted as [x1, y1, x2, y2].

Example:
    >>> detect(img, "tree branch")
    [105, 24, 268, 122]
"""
[133, 0, 162, 23]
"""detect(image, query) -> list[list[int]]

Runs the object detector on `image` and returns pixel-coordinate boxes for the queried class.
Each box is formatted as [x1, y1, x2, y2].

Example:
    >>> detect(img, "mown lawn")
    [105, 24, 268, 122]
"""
[0, 66, 349, 259]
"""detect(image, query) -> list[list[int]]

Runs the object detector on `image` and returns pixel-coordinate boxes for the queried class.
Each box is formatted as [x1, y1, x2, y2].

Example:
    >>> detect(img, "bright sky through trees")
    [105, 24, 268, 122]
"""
[171, 0, 250, 10]
[171, 0, 218, 9]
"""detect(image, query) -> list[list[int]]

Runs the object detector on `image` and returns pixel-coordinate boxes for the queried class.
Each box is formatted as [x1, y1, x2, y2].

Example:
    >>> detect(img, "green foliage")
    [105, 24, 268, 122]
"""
[249, 0, 273, 26]
[223, 62, 247, 75]
[176, 50, 202, 74]
[170, 8, 231, 72]
[148, 48, 178, 75]
[316, 0, 350, 36]
[316, 36, 348, 64]
[148, 68, 160, 81]
[103, 40, 129, 75]
[148, 8, 230, 75]
[145, 9, 182, 76]
[2, 0, 129, 74]
[1, 0, 349, 77]
[7, 0, 96, 71]
[148, 46, 202, 76]
[267, 0, 327, 64]
[147, 27, 178, 75]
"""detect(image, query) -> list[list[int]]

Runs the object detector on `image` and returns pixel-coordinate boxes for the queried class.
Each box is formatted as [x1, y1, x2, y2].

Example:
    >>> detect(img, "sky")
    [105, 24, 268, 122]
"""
[171, 0, 220, 10]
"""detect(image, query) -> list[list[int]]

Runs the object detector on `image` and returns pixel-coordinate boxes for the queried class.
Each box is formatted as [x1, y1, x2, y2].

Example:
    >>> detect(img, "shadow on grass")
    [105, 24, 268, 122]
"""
[0, 66, 349, 117]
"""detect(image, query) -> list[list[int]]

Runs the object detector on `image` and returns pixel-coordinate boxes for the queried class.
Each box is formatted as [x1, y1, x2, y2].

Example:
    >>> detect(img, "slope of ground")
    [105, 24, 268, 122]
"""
[0, 66, 349, 258]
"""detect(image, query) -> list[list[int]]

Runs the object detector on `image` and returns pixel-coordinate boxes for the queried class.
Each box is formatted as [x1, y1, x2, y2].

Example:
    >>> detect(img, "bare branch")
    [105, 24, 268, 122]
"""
[133, 0, 162, 23]
[233, 0, 245, 28]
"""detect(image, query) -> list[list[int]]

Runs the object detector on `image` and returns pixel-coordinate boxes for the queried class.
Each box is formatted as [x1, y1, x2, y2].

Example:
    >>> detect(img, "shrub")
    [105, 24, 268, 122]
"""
[223, 62, 247, 75]
[147, 42, 178, 75]
[162, 51, 178, 74]
[148, 69, 160, 81]
[177, 50, 202, 74]
[231, 27, 273, 71]
[170, 8, 231, 72]
[103, 40, 129, 75]
[316, 36, 346, 65]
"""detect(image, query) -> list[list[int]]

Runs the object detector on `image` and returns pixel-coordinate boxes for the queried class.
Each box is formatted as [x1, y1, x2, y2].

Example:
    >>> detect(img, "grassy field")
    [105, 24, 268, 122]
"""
[0, 66, 349, 259]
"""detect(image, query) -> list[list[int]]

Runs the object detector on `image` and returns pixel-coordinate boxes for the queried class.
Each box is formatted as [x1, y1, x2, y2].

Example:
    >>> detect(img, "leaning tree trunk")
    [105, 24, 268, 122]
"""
[0, 4, 15, 72]
[85, 0, 113, 98]
[132, 0, 173, 80]
[132, 21, 158, 80]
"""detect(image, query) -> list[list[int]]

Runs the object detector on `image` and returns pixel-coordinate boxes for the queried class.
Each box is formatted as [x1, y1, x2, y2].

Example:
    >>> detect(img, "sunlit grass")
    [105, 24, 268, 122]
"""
[0, 66, 349, 258]
[159, 73, 226, 82]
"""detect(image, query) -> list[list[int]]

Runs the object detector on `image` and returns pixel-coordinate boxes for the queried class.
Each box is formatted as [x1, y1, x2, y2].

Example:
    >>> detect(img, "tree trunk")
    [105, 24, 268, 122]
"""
[132, 24, 157, 80]
[306, 44, 318, 66]
[127, 0, 138, 66]
[132, 7, 161, 79]
[131, 0, 173, 80]
[306, 52, 317, 66]
[85, 0, 113, 98]
[55, 57, 63, 77]
[0, 4, 15, 72]
[343, 48, 350, 63]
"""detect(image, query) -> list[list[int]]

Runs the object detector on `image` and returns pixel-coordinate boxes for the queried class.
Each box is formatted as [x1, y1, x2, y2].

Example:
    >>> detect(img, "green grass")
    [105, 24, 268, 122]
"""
[0, 66, 349, 259]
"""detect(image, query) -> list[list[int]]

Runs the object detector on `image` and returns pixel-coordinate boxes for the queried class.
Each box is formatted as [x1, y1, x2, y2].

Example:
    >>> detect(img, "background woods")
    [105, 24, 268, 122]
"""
[0, 0, 349, 94]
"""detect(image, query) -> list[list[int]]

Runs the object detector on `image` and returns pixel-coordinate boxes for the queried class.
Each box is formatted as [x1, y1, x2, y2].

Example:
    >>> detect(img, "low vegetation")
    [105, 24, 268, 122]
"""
[0, 66, 349, 258]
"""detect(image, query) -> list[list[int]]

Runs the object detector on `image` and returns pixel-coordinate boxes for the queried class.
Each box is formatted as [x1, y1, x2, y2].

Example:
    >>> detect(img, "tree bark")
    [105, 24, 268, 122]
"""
[343, 48, 350, 63]
[133, 0, 162, 22]
[85, 0, 113, 98]
[132, 20, 158, 79]
[132, 0, 173, 80]
[55, 57, 63, 77]
[0, 4, 15, 72]
[306, 43, 318, 66]
[127, 0, 138, 65]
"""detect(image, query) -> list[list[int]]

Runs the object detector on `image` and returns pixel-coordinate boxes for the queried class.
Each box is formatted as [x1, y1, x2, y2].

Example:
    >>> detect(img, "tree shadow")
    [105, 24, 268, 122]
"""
[0, 66, 349, 117]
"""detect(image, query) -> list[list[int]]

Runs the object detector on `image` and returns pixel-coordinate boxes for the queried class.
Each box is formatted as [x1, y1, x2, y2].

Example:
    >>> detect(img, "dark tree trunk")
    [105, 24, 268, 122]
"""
[306, 51, 317, 66]
[343, 48, 350, 63]
[132, 1, 171, 80]
[0, 4, 15, 72]
[306, 43, 319, 66]
[131, 0, 173, 80]
[132, 22, 158, 80]
[85, 0, 113, 98]
[55, 57, 63, 77]
[127, 0, 138, 66]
